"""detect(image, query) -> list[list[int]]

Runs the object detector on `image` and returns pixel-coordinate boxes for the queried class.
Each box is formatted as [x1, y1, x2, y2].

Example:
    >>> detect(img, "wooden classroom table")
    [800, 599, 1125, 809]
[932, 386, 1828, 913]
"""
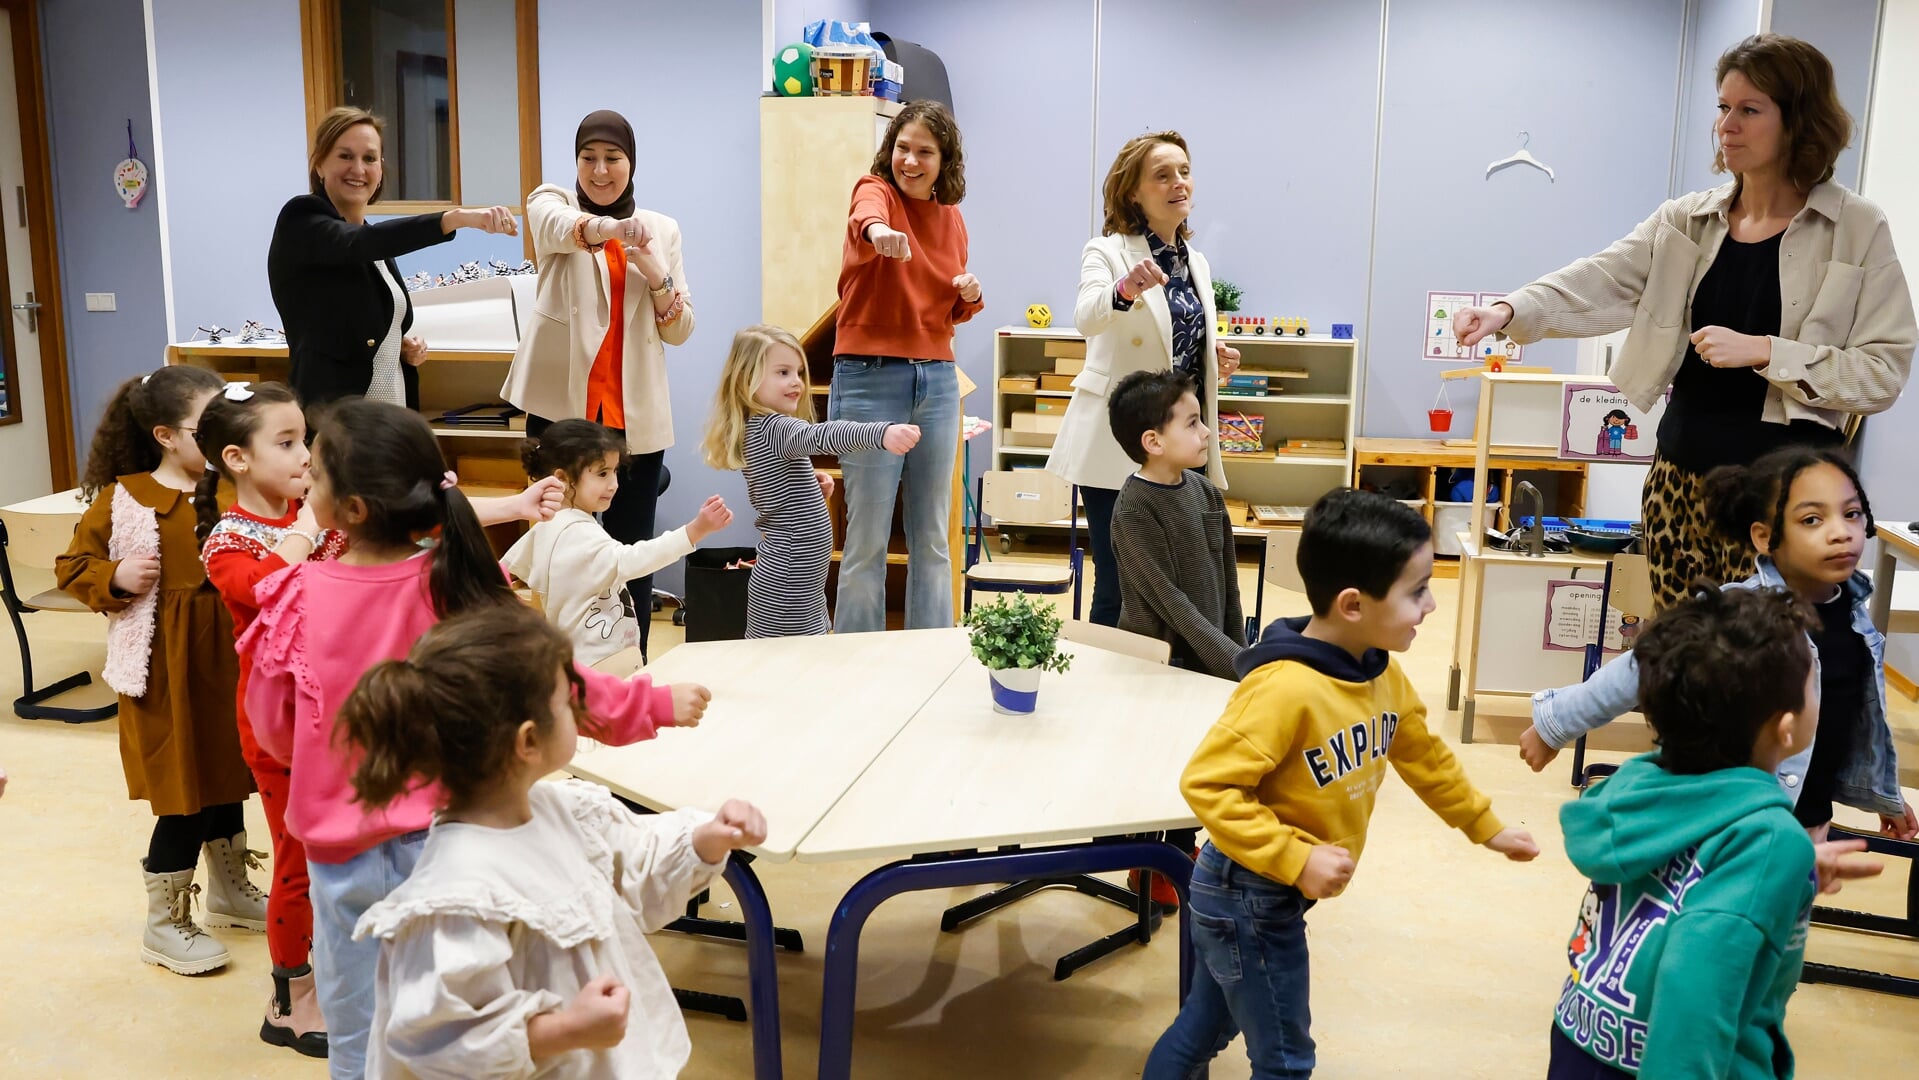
[575, 628, 1235, 1080]
[1870, 521, 1919, 633]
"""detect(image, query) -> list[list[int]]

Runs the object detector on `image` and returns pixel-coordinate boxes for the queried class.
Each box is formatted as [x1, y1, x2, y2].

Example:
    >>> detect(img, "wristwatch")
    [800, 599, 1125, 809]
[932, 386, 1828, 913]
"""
[649, 274, 675, 298]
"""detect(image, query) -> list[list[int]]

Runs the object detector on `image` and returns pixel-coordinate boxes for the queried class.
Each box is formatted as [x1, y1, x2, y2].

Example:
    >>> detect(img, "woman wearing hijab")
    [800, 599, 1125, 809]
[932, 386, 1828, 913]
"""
[504, 110, 694, 656]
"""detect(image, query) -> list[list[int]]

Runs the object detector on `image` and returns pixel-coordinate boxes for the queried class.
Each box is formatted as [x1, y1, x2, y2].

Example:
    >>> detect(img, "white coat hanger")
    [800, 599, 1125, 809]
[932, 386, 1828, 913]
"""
[1486, 131, 1555, 183]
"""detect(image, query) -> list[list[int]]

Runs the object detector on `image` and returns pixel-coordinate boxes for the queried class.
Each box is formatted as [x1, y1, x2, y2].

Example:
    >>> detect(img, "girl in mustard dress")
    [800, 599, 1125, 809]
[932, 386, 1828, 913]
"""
[56, 366, 266, 975]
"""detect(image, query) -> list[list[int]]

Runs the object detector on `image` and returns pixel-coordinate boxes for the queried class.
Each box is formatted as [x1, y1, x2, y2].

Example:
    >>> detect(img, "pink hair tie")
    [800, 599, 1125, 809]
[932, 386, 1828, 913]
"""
[439, 471, 459, 491]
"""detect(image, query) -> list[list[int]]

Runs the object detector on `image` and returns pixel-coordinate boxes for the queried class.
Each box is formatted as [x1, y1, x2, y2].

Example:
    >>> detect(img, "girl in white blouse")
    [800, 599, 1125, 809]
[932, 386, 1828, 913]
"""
[342, 605, 765, 1079]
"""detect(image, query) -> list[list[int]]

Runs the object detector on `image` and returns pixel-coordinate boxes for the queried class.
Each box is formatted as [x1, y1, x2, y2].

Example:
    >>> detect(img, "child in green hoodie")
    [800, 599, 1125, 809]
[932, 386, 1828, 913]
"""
[1551, 585, 1876, 1079]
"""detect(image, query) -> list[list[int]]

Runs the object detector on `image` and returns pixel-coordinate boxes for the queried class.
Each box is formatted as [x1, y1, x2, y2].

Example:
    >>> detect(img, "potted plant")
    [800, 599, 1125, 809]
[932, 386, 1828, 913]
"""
[1212, 277, 1243, 313]
[964, 591, 1073, 714]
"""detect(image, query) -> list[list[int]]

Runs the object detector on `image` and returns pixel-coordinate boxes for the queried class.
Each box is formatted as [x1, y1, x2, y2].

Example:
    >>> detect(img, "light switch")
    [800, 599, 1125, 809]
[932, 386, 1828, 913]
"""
[85, 292, 116, 312]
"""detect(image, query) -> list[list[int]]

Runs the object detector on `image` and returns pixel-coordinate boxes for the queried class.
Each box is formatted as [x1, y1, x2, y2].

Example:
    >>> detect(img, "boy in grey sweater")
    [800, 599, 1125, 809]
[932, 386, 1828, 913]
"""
[1107, 370, 1246, 679]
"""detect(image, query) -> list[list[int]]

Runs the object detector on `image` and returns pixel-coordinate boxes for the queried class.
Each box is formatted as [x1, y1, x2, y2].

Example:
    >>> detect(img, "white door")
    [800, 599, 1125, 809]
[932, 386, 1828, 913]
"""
[0, 5, 51, 506]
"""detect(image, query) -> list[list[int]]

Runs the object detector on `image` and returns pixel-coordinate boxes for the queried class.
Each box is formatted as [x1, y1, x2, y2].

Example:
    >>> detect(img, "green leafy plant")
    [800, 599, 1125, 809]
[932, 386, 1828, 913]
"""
[1212, 277, 1243, 313]
[964, 592, 1073, 674]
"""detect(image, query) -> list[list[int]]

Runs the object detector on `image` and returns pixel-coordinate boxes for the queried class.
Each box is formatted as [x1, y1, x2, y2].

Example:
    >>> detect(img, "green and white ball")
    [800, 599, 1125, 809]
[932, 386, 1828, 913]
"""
[773, 43, 814, 97]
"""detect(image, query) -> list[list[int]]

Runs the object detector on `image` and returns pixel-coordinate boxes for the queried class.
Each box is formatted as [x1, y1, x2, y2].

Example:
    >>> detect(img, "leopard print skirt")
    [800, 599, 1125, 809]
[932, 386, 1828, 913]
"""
[1641, 454, 1754, 612]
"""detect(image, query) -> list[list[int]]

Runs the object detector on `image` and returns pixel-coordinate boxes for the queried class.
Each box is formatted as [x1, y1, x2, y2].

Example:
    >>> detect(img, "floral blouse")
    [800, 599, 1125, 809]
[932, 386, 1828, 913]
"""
[1113, 230, 1206, 378]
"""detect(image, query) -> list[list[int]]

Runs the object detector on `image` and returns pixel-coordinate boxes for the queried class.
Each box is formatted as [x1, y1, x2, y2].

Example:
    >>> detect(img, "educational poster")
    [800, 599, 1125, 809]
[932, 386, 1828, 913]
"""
[1425, 291, 1477, 362]
[1542, 579, 1640, 653]
[1473, 292, 1525, 364]
[1560, 382, 1668, 463]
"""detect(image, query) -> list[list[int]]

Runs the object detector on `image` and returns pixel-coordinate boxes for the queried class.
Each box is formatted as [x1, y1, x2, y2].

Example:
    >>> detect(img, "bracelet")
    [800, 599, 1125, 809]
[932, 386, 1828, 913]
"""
[572, 215, 606, 252]
[654, 292, 687, 325]
[283, 529, 321, 550]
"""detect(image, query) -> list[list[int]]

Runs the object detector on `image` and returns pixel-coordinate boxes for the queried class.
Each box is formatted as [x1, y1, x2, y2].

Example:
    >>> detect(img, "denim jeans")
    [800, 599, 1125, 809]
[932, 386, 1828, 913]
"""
[1079, 484, 1122, 627]
[1144, 843, 1316, 1079]
[309, 830, 428, 1079]
[829, 356, 960, 632]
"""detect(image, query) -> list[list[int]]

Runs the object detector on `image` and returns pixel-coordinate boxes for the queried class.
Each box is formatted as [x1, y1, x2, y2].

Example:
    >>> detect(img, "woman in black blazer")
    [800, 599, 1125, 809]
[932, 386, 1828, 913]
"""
[268, 106, 517, 410]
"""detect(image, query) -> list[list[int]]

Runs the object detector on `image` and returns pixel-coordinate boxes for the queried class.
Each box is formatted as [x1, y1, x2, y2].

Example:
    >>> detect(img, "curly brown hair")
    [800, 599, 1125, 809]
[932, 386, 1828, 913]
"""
[870, 101, 966, 205]
[1101, 131, 1192, 240]
[80, 366, 224, 500]
[339, 604, 601, 809]
[1711, 34, 1852, 192]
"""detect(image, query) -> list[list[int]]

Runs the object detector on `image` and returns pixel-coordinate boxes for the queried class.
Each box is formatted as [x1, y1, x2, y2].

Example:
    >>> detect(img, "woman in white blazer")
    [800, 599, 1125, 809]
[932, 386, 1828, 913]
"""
[1453, 35, 1914, 612]
[1046, 131, 1240, 626]
[503, 110, 694, 656]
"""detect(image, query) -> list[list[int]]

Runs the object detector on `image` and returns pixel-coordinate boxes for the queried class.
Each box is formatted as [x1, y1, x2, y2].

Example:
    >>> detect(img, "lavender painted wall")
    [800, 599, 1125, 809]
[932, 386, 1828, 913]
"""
[539, 0, 767, 590]
[42, 0, 168, 451]
[1365, 0, 1687, 435]
[146, 0, 308, 341]
[1676, 0, 1764, 198]
[1768, 0, 1879, 190]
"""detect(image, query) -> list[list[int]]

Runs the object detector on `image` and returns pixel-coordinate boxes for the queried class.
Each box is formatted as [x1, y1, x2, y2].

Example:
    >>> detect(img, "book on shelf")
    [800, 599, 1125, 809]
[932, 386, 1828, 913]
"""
[1252, 504, 1308, 525]
[1236, 367, 1310, 379]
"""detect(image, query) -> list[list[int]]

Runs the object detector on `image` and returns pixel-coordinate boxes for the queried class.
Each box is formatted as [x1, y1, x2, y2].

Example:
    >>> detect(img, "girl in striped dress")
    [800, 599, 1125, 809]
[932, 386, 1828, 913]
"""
[702, 325, 918, 637]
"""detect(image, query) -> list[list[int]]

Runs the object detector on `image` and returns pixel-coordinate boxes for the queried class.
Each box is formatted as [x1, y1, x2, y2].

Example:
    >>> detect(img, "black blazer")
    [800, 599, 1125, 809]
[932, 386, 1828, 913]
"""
[266, 193, 454, 410]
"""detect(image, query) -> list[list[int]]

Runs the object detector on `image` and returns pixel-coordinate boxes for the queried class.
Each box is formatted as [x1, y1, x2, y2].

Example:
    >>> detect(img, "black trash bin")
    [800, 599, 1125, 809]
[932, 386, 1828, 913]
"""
[683, 546, 756, 642]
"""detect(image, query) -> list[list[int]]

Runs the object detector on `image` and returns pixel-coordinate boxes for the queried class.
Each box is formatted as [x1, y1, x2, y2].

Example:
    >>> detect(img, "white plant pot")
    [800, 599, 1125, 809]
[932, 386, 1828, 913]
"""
[988, 666, 1044, 714]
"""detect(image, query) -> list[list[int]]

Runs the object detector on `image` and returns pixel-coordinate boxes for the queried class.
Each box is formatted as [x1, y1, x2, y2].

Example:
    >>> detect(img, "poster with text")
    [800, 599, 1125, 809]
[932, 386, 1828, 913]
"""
[1560, 382, 1667, 463]
[1542, 579, 1639, 653]
[1472, 292, 1525, 364]
[1425, 291, 1477, 362]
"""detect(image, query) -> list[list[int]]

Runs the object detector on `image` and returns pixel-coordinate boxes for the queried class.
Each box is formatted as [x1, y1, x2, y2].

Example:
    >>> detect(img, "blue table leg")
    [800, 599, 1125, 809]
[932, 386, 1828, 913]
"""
[722, 856, 784, 1080]
[816, 839, 1193, 1080]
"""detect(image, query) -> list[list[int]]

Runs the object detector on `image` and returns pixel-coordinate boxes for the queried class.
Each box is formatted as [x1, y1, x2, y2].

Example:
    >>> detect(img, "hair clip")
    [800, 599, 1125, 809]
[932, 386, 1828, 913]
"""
[223, 382, 255, 402]
[439, 470, 459, 491]
[204, 461, 219, 473]
[140, 374, 151, 384]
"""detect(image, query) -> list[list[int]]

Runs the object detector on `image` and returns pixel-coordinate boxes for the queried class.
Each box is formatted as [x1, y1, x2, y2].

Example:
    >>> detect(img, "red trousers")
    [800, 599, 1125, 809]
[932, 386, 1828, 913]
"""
[236, 696, 310, 972]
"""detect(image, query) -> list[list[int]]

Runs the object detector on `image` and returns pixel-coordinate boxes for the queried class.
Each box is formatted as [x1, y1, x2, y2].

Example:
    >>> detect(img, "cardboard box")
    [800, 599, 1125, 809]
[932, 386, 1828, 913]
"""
[997, 375, 1038, 393]
[1052, 355, 1086, 376]
[1042, 339, 1087, 359]
[1011, 410, 1065, 435]
[1003, 429, 1057, 448]
[1033, 399, 1070, 415]
[1038, 373, 1076, 391]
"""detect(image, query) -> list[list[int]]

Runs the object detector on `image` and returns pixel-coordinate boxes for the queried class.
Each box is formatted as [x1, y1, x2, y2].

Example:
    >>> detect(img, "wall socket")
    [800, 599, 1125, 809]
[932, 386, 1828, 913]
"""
[84, 292, 116, 312]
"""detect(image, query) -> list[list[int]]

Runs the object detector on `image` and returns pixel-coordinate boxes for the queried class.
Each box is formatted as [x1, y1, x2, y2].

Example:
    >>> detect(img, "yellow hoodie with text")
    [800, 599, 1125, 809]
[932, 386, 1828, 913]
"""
[1183, 616, 1504, 885]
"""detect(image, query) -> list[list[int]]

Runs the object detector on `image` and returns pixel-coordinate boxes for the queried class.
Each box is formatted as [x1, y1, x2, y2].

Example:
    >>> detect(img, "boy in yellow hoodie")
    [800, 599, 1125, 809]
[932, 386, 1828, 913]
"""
[1144, 488, 1538, 1079]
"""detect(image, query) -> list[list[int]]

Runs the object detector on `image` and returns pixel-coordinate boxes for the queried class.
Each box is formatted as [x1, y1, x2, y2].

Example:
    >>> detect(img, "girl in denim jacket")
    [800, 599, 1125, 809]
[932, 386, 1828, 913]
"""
[1523, 445, 1915, 839]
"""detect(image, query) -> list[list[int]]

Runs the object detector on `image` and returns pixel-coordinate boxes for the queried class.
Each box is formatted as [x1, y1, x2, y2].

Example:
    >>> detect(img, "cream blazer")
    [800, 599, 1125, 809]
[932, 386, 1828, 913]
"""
[502, 184, 695, 454]
[1046, 233, 1225, 492]
[1503, 180, 1915, 427]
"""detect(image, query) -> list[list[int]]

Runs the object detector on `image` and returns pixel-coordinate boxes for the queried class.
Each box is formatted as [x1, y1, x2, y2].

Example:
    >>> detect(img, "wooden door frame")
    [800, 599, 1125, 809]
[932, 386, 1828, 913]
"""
[0, 0, 73, 489]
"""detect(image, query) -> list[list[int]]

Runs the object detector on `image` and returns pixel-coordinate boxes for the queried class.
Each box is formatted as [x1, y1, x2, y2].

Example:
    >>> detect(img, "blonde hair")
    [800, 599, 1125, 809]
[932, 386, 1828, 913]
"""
[702, 324, 809, 471]
[309, 106, 386, 203]
[1102, 131, 1192, 239]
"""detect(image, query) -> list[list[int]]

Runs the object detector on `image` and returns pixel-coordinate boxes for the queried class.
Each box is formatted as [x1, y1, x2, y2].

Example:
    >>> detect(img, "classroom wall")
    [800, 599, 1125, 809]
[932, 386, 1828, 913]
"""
[42, 0, 168, 452]
[1675, 0, 1764, 198]
[145, 0, 308, 343]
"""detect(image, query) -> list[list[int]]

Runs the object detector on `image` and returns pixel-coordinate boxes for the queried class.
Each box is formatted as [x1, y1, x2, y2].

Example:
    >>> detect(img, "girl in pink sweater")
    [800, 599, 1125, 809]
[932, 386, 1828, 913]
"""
[239, 399, 710, 1079]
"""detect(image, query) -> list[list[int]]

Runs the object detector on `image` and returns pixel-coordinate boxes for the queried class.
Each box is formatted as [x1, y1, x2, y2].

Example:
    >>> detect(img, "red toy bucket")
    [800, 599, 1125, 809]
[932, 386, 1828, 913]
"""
[1428, 408, 1454, 432]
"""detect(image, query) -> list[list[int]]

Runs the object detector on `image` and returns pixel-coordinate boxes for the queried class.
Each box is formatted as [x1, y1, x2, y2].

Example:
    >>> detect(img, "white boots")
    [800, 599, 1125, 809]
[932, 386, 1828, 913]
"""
[262, 964, 329, 1058]
[140, 861, 231, 975]
[139, 831, 267, 975]
[201, 832, 269, 931]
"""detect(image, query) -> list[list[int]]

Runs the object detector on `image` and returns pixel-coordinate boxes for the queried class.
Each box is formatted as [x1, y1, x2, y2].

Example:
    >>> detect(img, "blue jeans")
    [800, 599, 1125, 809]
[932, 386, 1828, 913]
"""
[829, 356, 960, 632]
[1144, 843, 1316, 1079]
[309, 830, 428, 1079]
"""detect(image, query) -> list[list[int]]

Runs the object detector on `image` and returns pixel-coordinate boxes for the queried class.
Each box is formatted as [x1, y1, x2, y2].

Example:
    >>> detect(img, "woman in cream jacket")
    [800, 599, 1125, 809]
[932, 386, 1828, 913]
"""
[503, 110, 693, 656]
[1047, 131, 1239, 626]
[1454, 34, 1913, 611]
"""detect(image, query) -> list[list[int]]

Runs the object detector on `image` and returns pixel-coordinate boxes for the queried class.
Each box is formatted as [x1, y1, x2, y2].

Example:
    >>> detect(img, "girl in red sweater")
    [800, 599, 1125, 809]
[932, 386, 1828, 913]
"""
[830, 100, 983, 633]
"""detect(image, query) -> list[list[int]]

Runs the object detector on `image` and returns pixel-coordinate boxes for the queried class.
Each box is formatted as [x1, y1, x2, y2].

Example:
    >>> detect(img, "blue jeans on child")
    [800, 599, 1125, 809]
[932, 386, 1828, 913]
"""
[309, 830, 429, 1079]
[829, 356, 960, 633]
[1144, 842, 1316, 1079]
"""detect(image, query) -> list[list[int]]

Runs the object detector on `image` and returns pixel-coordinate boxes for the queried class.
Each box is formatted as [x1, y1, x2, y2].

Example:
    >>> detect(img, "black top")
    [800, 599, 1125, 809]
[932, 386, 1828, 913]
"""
[266, 193, 455, 411]
[1795, 590, 1867, 828]
[1658, 231, 1842, 473]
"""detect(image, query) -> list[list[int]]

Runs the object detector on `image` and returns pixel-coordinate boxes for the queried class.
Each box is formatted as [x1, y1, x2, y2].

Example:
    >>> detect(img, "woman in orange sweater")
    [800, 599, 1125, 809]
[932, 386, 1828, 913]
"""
[830, 101, 983, 633]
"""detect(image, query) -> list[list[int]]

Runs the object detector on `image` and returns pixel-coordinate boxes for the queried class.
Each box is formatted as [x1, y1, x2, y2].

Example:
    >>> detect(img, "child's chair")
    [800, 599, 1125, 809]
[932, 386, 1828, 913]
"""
[1567, 553, 1652, 789]
[0, 493, 117, 723]
[964, 469, 1082, 618]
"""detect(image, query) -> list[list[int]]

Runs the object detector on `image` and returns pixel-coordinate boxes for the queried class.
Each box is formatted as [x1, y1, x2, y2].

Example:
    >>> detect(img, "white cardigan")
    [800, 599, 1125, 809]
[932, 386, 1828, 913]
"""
[501, 509, 695, 667]
[355, 781, 724, 1080]
[502, 185, 695, 454]
[1045, 233, 1225, 492]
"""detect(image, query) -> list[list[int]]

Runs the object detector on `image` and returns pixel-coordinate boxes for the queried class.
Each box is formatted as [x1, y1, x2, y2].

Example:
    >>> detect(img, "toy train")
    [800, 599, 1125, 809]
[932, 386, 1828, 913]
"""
[1217, 315, 1310, 337]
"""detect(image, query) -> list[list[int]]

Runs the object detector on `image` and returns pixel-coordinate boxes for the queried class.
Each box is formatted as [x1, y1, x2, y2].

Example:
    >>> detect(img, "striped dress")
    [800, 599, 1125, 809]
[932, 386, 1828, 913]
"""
[742, 412, 891, 638]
